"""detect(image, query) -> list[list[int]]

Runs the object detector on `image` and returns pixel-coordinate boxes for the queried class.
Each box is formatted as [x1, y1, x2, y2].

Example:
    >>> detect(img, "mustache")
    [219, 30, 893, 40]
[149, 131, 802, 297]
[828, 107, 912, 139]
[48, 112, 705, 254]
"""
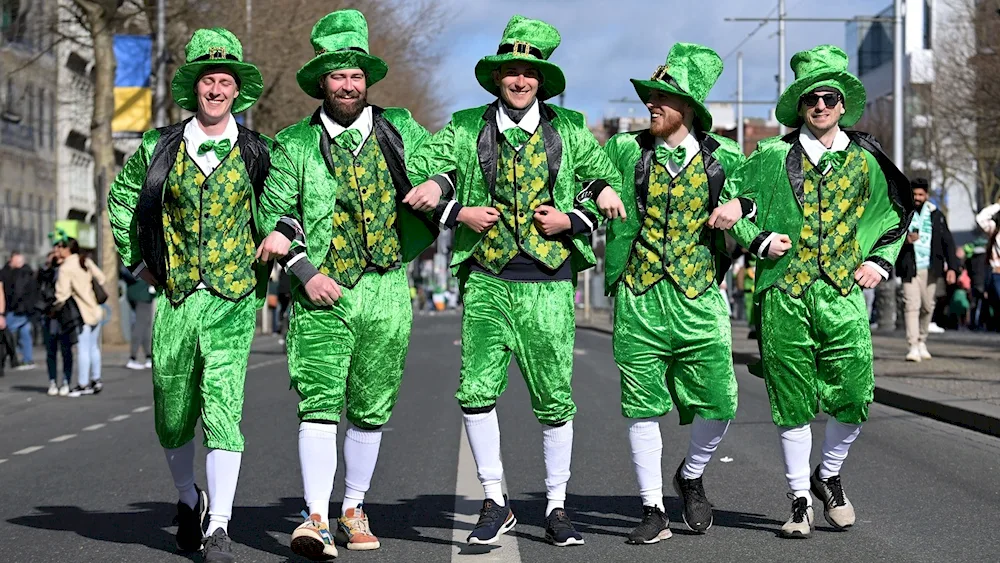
[333, 90, 362, 100]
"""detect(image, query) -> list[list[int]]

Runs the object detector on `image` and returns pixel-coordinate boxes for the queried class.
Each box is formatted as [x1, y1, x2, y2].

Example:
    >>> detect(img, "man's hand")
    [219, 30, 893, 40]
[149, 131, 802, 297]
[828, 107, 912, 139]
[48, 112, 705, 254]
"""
[596, 188, 627, 220]
[533, 205, 572, 236]
[708, 199, 744, 230]
[766, 234, 792, 260]
[256, 231, 291, 262]
[946, 269, 957, 285]
[855, 264, 884, 289]
[458, 207, 500, 233]
[906, 231, 920, 244]
[403, 180, 443, 212]
[304, 274, 342, 306]
[139, 269, 158, 287]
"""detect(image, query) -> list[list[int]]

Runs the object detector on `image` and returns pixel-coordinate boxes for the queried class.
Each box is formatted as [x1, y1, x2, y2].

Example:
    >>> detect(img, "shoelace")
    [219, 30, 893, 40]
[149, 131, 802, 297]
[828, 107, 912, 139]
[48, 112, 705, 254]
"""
[680, 476, 709, 506]
[345, 515, 372, 535]
[824, 475, 847, 506]
[548, 509, 574, 531]
[786, 493, 809, 523]
[476, 500, 500, 527]
[203, 531, 229, 551]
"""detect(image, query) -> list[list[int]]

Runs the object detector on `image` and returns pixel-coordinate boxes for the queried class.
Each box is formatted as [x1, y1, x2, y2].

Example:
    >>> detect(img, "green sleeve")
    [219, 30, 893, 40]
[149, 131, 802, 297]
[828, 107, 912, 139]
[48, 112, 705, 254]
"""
[724, 152, 765, 249]
[570, 119, 623, 222]
[259, 136, 301, 235]
[407, 119, 460, 187]
[862, 152, 907, 266]
[107, 130, 157, 267]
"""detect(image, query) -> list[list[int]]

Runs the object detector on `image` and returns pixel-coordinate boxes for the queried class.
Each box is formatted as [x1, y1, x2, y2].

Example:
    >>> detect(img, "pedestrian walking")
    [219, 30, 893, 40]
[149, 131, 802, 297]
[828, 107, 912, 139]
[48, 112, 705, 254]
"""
[126, 274, 155, 370]
[975, 200, 1000, 331]
[54, 239, 106, 396]
[1, 251, 41, 370]
[37, 238, 76, 396]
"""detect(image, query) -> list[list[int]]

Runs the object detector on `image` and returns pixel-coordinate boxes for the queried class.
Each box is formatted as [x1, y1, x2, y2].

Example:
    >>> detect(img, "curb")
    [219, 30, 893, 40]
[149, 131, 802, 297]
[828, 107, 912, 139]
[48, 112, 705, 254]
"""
[575, 322, 1000, 438]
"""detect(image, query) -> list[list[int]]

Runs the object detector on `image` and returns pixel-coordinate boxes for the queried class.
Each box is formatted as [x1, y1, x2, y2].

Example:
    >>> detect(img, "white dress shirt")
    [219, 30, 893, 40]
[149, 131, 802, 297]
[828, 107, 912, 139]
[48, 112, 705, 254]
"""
[653, 132, 700, 178]
[495, 99, 540, 142]
[320, 105, 373, 156]
[184, 114, 239, 176]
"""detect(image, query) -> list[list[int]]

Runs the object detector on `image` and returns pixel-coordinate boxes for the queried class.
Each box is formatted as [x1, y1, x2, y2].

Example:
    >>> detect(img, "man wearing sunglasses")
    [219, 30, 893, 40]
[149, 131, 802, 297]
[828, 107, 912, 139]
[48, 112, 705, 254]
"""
[718, 45, 913, 538]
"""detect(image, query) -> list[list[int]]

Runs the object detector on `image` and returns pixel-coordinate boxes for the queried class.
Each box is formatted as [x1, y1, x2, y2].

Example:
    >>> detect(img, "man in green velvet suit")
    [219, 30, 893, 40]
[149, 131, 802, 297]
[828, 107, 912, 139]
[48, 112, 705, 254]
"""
[721, 45, 912, 539]
[108, 28, 270, 562]
[407, 14, 625, 548]
[603, 43, 751, 543]
[254, 9, 439, 560]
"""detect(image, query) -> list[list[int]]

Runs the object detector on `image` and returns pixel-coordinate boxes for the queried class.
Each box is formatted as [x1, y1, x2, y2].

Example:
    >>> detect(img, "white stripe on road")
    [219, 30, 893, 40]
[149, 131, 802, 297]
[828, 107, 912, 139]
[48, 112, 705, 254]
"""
[49, 434, 77, 443]
[248, 357, 287, 371]
[0, 459, 6, 464]
[452, 423, 521, 562]
[13, 446, 44, 455]
[109, 414, 131, 422]
[83, 423, 106, 431]
[132, 406, 152, 413]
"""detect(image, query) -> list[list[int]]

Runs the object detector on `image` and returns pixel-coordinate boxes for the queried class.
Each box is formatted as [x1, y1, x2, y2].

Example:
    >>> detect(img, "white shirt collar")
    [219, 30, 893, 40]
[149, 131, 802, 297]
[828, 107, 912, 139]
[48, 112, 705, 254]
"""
[183, 114, 238, 175]
[496, 99, 540, 135]
[799, 125, 850, 168]
[654, 131, 700, 177]
[320, 105, 374, 154]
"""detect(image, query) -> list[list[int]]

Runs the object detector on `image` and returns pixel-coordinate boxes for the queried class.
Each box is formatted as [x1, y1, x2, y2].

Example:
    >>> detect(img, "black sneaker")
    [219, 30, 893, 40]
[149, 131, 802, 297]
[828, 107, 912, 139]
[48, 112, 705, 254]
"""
[202, 528, 236, 562]
[672, 459, 714, 533]
[545, 508, 584, 547]
[626, 505, 671, 544]
[91, 380, 103, 394]
[67, 384, 94, 397]
[467, 495, 516, 545]
[173, 486, 208, 552]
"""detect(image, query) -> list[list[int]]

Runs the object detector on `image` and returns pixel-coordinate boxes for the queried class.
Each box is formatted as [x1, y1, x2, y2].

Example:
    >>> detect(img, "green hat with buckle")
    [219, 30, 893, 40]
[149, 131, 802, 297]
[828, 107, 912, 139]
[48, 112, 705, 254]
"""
[171, 28, 263, 115]
[776, 44, 867, 128]
[630, 42, 723, 132]
[296, 9, 389, 99]
[474, 15, 566, 101]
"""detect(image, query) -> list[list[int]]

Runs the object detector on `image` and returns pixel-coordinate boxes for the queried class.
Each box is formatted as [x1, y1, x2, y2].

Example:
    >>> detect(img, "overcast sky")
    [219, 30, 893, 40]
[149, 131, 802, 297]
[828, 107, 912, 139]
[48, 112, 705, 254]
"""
[428, 0, 893, 123]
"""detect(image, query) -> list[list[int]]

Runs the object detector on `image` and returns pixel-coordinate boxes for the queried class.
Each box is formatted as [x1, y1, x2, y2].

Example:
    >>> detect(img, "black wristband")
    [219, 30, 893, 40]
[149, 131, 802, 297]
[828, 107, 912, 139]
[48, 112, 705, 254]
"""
[275, 221, 296, 241]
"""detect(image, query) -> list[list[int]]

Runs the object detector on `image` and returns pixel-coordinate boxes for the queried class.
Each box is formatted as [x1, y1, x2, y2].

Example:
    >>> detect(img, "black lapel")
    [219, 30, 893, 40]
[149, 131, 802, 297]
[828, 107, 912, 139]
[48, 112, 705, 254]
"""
[477, 102, 500, 201]
[235, 123, 270, 201]
[783, 130, 805, 206]
[538, 102, 562, 202]
[633, 131, 655, 216]
[136, 118, 188, 285]
[370, 105, 411, 201]
[313, 108, 340, 185]
[845, 129, 914, 249]
[696, 130, 724, 211]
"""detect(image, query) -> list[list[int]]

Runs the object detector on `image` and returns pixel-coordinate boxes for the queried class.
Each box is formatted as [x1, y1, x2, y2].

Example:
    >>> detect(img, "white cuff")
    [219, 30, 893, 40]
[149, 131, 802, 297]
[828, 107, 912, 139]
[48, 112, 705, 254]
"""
[285, 252, 308, 269]
[863, 260, 890, 280]
[570, 209, 595, 233]
[746, 201, 757, 220]
[757, 232, 779, 259]
[131, 261, 147, 277]
[440, 200, 459, 227]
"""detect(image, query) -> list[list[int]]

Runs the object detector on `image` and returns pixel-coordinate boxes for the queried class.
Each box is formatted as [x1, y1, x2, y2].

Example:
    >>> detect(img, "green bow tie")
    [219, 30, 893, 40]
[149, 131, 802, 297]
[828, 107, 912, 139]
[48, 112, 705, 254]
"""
[503, 127, 530, 149]
[197, 138, 232, 160]
[655, 144, 687, 167]
[334, 128, 363, 152]
[819, 150, 848, 170]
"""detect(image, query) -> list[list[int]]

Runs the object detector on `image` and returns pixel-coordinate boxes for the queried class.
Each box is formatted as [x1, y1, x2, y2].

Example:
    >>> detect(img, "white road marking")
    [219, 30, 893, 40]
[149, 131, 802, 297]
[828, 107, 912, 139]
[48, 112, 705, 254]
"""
[109, 414, 131, 422]
[452, 423, 521, 562]
[83, 423, 106, 431]
[248, 358, 287, 371]
[49, 434, 77, 443]
[0, 459, 6, 465]
[13, 446, 44, 455]
[132, 406, 152, 413]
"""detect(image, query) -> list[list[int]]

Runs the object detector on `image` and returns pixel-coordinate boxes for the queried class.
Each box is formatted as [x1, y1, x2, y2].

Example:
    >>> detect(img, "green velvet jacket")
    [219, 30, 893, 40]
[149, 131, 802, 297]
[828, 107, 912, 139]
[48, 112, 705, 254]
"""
[602, 130, 746, 295]
[727, 129, 913, 298]
[257, 106, 438, 273]
[408, 100, 622, 277]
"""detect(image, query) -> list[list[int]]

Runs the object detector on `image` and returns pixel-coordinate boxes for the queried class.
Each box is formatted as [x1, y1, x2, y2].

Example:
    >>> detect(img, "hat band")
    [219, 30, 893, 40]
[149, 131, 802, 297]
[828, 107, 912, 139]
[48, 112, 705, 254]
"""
[315, 46, 369, 56]
[497, 41, 543, 60]
[650, 65, 688, 95]
[193, 52, 240, 63]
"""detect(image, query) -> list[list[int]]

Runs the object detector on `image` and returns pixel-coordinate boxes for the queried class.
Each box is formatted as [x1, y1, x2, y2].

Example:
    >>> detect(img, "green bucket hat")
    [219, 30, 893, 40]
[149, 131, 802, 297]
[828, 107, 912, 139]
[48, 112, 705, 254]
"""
[171, 28, 263, 115]
[296, 9, 389, 100]
[474, 15, 566, 101]
[630, 43, 723, 132]
[776, 45, 867, 128]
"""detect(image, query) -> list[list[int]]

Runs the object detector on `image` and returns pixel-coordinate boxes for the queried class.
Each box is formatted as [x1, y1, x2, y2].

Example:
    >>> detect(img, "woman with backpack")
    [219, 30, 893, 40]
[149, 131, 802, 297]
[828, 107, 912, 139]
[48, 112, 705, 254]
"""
[54, 238, 107, 396]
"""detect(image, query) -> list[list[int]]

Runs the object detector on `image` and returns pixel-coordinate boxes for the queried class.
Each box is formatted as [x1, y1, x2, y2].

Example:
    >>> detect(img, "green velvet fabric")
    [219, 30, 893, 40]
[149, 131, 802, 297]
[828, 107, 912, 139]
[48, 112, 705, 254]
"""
[775, 45, 866, 128]
[630, 42, 724, 132]
[171, 28, 263, 114]
[296, 10, 389, 98]
[474, 15, 566, 101]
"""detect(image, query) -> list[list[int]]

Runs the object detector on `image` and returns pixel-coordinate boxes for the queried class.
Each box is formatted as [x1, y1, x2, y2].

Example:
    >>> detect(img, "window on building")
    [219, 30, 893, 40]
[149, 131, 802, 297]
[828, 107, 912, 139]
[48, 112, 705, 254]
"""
[924, 0, 932, 50]
[49, 89, 55, 149]
[37, 86, 45, 147]
[25, 82, 33, 137]
[66, 130, 88, 152]
[1, 0, 26, 45]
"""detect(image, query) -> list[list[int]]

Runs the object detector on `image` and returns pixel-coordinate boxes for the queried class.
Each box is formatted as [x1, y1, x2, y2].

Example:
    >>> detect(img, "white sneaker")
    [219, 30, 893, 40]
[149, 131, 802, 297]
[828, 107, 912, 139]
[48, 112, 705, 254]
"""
[144, 359, 152, 369]
[905, 346, 922, 362]
[15, 363, 37, 371]
[47, 382, 59, 396]
[125, 359, 145, 370]
[928, 322, 945, 334]
[58, 384, 70, 396]
[779, 494, 813, 539]
[918, 342, 932, 360]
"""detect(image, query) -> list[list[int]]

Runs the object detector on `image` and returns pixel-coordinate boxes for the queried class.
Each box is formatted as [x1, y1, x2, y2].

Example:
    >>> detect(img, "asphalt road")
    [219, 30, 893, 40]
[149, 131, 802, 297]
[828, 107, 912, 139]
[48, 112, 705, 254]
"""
[1, 313, 998, 563]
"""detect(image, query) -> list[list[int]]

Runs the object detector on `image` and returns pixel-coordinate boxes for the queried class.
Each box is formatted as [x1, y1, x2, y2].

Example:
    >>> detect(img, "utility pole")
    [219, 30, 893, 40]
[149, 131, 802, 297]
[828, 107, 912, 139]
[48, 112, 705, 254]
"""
[737, 51, 745, 154]
[892, 0, 904, 167]
[778, 0, 786, 135]
[154, 0, 167, 127]
[244, 0, 254, 129]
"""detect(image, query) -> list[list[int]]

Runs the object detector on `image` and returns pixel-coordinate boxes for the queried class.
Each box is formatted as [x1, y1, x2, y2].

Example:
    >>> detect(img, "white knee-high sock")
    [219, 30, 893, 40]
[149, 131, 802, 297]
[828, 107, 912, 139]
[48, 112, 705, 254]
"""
[628, 419, 663, 510]
[464, 410, 505, 506]
[779, 424, 813, 506]
[683, 417, 731, 479]
[342, 426, 383, 514]
[819, 419, 862, 479]
[543, 420, 573, 516]
[206, 449, 242, 535]
[164, 441, 198, 509]
[299, 422, 339, 523]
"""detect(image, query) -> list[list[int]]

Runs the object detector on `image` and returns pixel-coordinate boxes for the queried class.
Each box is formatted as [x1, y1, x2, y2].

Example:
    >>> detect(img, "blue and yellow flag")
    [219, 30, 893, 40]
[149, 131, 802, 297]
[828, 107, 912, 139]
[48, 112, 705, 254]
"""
[113, 35, 153, 132]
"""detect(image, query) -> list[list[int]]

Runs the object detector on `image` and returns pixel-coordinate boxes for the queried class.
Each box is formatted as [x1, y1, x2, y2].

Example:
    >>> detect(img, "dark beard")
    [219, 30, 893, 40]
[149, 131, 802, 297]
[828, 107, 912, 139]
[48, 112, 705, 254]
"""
[650, 112, 684, 138]
[323, 90, 368, 126]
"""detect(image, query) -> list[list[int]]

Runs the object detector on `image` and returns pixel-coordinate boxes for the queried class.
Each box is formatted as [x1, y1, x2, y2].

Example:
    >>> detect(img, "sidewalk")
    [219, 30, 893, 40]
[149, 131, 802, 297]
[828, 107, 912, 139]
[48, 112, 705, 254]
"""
[576, 309, 1000, 437]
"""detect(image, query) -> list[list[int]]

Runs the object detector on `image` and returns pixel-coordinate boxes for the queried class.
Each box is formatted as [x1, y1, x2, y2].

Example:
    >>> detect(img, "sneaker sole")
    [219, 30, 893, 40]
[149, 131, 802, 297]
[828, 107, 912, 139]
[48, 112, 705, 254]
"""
[291, 535, 338, 560]
[672, 475, 713, 534]
[545, 533, 585, 547]
[467, 514, 517, 545]
[820, 509, 854, 530]
[779, 529, 812, 539]
[810, 479, 854, 531]
[627, 528, 672, 545]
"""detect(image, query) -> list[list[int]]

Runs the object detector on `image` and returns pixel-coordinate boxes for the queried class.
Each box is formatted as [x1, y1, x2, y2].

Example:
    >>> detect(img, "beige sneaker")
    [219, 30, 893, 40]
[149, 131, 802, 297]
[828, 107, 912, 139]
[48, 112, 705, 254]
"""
[291, 512, 338, 560]
[337, 506, 381, 551]
[810, 467, 856, 529]
[905, 346, 922, 362]
[779, 494, 813, 539]
[918, 342, 932, 360]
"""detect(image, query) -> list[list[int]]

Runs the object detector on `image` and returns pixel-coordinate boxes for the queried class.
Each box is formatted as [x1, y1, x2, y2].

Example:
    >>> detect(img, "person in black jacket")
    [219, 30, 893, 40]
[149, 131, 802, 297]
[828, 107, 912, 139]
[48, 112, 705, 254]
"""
[895, 179, 959, 361]
[1, 251, 40, 370]
[36, 240, 78, 395]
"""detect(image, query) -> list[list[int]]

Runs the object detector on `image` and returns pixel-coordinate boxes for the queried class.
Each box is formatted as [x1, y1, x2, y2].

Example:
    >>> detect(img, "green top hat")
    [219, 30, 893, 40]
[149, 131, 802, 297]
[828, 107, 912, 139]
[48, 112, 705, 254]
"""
[474, 15, 566, 101]
[630, 42, 723, 132]
[776, 45, 867, 128]
[296, 10, 389, 100]
[171, 28, 263, 115]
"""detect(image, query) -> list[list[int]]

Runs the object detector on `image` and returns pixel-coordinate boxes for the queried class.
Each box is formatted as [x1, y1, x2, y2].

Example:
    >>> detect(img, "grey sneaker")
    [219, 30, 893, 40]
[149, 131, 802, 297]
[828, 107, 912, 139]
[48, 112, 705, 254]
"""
[780, 494, 813, 539]
[202, 528, 236, 563]
[810, 466, 856, 529]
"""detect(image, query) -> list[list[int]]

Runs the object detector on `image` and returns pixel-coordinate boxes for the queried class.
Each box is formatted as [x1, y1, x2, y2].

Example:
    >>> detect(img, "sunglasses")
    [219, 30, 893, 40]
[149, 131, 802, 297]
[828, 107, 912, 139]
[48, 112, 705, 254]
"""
[800, 92, 842, 108]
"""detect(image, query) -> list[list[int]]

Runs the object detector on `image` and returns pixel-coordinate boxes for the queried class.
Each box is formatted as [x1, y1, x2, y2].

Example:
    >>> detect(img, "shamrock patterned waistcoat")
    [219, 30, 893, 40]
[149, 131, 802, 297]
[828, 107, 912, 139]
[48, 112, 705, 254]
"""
[624, 153, 716, 298]
[471, 128, 572, 273]
[318, 135, 401, 288]
[161, 143, 257, 305]
[775, 143, 870, 298]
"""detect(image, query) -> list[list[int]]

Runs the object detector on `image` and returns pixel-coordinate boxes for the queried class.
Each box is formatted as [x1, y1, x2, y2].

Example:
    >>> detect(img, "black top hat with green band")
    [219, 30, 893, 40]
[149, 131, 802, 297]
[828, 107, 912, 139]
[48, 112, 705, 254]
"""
[776, 45, 867, 128]
[630, 42, 723, 132]
[171, 28, 263, 115]
[296, 9, 389, 100]
[475, 15, 566, 101]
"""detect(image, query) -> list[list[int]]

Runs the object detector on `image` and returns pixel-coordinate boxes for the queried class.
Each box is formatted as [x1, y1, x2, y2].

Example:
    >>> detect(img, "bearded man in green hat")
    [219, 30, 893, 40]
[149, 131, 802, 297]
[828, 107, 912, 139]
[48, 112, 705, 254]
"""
[406, 14, 625, 548]
[719, 45, 913, 538]
[603, 43, 751, 543]
[108, 28, 271, 562]
[253, 9, 439, 560]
